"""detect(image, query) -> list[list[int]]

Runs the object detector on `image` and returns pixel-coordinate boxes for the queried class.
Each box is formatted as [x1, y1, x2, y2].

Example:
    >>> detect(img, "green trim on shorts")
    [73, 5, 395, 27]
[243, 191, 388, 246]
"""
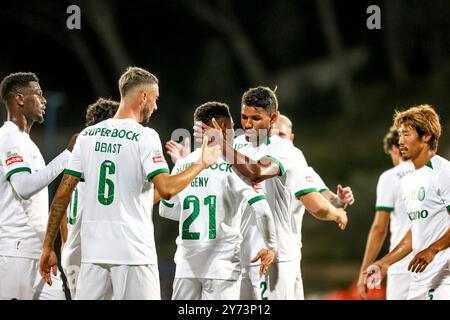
[319, 188, 329, 193]
[6, 167, 31, 181]
[147, 168, 170, 181]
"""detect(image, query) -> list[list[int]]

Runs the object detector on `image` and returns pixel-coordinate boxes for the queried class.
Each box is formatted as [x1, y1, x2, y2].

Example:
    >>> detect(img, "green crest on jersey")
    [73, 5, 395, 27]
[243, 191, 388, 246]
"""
[418, 187, 426, 201]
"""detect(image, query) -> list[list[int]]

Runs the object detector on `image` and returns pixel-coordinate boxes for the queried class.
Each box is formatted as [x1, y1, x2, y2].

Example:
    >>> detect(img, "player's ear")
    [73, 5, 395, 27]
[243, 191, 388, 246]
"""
[15, 93, 25, 107]
[270, 112, 280, 125]
[422, 134, 432, 144]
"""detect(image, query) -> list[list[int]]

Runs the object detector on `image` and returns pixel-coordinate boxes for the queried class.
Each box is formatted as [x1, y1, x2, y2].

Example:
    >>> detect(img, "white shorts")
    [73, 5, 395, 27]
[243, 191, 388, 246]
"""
[294, 269, 304, 300]
[239, 267, 266, 300]
[407, 282, 450, 300]
[386, 273, 410, 300]
[0, 256, 65, 300]
[172, 278, 240, 300]
[76, 263, 160, 300]
[61, 237, 81, 300]
[240, 261, 298, 300]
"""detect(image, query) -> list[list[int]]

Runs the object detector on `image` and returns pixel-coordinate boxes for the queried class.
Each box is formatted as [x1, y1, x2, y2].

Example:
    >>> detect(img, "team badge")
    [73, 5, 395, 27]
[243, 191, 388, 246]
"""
[418, 187, 426, 201]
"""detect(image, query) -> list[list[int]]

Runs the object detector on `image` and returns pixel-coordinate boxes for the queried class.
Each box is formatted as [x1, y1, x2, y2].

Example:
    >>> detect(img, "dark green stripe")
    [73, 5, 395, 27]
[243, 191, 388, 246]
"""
[375, 206, 394, 212]
[319, 188, 329, 193]
[64, 169, 82, 178]
[248, 195, 268, 206]
[264, 155, 285, 176]
[6, 167, 31, 181]
[161, 199, 174, 208]
[446, 205, 450, 211]
[295, 188, 318, 198]
[147, 168, 169, 181]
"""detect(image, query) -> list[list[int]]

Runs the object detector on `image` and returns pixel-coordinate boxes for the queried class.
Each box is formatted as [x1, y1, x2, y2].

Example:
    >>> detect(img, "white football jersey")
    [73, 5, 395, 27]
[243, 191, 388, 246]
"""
[159, 148, 272, 280]
[375, 161, 414, 274]
[0, 121, 50, 259]
[400, 155, 450, 286]
[235, 135, 315, 264]
[66, 119, 169, 265]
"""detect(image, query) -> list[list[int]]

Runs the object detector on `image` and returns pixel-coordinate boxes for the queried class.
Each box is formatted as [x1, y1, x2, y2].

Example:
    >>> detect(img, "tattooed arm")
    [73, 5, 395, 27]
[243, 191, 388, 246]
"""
[39, 174, 79, 285]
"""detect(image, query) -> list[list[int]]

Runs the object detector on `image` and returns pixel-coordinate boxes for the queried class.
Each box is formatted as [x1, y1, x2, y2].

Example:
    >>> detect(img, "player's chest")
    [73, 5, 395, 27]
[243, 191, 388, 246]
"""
[402, 172, 439, 221]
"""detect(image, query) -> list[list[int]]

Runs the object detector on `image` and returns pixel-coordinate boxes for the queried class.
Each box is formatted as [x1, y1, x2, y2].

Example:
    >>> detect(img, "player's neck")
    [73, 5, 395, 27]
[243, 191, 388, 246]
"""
[114, 103, 141, 123]
[412, 148, 435, 169]
[8, 112, 32, 134]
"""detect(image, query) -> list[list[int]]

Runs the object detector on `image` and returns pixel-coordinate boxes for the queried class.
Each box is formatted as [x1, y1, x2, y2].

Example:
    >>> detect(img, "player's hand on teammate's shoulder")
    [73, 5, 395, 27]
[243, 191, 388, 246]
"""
[335, 208, 348, 230]
[337, 184, 355, 206]
[251, 248, 277, 277]
[66, 133, 79, 152]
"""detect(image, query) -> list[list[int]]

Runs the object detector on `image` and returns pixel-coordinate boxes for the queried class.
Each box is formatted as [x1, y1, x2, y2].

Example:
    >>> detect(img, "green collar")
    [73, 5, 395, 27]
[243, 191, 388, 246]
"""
[264, 137, 271, 146]
[426, 160, 433, 169]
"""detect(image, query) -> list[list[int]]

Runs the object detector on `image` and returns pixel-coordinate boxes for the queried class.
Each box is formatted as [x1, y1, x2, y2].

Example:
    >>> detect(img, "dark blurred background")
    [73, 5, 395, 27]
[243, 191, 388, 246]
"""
[1, 0, 450, 299]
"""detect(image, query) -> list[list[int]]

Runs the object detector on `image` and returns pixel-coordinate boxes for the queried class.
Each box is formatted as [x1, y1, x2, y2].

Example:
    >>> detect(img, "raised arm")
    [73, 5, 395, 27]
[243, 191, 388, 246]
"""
[300, 192, 348, 230]
[152, 137, 220, 200]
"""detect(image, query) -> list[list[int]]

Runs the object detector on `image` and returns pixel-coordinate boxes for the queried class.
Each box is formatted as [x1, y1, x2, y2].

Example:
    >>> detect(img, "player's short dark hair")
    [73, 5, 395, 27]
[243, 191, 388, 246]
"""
[0, 72, 39, 106]
[85, 98, 119, 127]
[241, 86, 278, 113]
[118, 67, 158, 98]
[194, 101, 231, 126]
[383, 126, 399, 154]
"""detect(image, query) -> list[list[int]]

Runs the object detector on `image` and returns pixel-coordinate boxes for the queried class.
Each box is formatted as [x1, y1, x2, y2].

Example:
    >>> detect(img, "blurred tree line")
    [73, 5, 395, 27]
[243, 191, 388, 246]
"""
[1, 0, 450, 293]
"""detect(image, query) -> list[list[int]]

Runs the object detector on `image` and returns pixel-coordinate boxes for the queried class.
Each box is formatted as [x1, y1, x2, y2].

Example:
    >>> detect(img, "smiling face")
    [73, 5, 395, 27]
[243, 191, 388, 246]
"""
[398, 124, 429, 161]
[20, 81, 46, 124]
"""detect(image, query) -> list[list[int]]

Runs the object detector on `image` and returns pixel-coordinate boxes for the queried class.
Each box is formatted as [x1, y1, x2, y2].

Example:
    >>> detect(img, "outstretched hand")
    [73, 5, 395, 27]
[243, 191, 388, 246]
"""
[198, 136, 221, 168]
[165, 138, 191, 163]
[337, 184, 355, 207]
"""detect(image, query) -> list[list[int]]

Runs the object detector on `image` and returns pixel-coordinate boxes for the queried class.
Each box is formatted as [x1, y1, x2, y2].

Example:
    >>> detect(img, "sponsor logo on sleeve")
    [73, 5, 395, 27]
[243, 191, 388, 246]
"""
[153, 156, 166, 164]
[5, 149, 24, 166]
